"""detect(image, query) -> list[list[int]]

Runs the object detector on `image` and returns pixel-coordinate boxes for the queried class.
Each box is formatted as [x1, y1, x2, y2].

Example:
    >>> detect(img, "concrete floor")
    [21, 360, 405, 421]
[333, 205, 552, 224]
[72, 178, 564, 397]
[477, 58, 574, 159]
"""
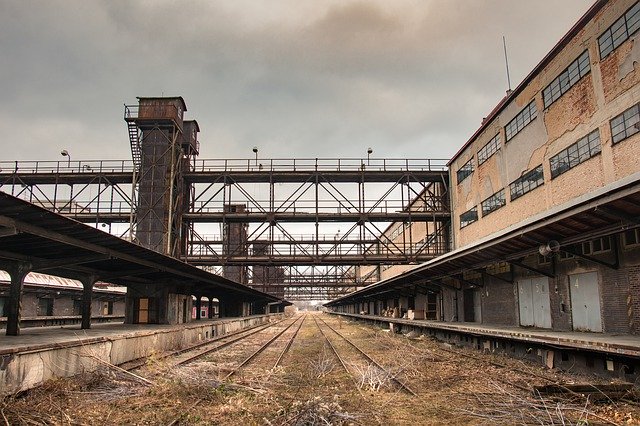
[0, 317, 246, 355]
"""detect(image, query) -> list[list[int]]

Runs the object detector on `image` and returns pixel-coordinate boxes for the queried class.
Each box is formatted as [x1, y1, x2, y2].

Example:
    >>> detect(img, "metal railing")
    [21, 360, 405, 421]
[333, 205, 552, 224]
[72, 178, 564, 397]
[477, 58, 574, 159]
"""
[0, 160, 135, 175]
[0, 158, 448, 175]
[190, 158, 448, 173]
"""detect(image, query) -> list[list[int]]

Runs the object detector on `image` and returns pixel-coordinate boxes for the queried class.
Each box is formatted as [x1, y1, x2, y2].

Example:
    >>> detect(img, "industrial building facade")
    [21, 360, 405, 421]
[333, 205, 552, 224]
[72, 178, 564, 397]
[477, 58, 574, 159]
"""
[332, 0, 640, 336]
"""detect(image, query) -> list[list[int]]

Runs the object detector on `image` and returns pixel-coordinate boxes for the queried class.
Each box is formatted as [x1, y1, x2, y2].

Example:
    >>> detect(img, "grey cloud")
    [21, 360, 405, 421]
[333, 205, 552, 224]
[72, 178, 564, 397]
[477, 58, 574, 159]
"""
[0, 0, 593, 162]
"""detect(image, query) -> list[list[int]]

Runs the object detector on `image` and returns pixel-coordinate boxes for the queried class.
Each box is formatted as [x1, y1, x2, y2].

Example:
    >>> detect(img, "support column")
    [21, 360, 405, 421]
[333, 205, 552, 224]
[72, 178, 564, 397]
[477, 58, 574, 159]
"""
[195, 295, 202, 320]
[80, 275, 98, 330]
[208, 297, 214, 319]
[6, 262, 30, 336]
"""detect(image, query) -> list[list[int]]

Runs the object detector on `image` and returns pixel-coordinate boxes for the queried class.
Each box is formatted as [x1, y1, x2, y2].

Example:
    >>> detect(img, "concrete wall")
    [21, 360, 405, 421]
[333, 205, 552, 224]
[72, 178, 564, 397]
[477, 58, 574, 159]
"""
[14, 293, 124, 319]
[450, 0, 640, 248]
[0, 314, 281, 395]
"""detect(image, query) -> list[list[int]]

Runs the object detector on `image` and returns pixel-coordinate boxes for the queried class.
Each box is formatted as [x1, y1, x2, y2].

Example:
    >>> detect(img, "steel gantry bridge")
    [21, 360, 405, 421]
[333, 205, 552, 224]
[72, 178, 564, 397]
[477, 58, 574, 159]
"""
[0, 97, 450, 300]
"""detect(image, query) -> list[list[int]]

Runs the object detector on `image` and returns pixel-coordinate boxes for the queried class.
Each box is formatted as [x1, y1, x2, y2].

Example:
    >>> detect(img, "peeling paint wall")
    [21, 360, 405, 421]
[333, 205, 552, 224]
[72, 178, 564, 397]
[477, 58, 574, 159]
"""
[450, 0, 640, 248]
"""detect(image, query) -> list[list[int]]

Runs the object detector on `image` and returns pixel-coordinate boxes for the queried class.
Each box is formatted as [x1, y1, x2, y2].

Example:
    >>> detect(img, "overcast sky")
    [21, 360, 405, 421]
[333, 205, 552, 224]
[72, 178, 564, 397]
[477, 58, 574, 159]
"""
[0, 0, 594, 163]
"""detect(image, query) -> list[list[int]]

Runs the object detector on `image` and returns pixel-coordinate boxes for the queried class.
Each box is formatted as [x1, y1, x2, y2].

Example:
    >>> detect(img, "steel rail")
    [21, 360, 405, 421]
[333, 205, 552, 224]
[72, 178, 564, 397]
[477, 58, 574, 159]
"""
[311, 315, 352, 376]
[273, 314, 307, 368]
[316, 315, 418, 396]
[123, 321, 272, 371]
[175, 317, 289, 366]
[223, 315, 304, 380]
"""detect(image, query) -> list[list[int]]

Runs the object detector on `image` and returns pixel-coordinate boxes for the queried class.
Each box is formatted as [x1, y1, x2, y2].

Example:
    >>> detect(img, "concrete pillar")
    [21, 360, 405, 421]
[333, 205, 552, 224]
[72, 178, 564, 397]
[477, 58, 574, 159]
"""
[195, 295, 202, 320]
[208, 297, 214, 319]
[80, 275, 98, 330]
[5, 262, 30, 336]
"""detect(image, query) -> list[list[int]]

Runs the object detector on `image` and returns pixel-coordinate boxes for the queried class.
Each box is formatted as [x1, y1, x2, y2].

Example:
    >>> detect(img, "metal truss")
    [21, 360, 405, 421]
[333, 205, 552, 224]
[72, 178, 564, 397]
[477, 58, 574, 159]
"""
[0, 158, 449, 300]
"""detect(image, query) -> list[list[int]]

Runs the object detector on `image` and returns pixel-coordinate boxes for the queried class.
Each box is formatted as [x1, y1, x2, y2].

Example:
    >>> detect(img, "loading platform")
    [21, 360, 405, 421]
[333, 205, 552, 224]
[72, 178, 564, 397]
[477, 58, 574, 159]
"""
[0, 313, 282, 394]
[329, 312, 640, 380]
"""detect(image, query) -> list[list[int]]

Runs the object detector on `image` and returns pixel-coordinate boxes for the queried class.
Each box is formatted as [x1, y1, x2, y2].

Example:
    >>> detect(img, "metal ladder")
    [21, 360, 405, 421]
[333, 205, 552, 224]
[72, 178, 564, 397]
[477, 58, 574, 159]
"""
[127, 122, 142, 171]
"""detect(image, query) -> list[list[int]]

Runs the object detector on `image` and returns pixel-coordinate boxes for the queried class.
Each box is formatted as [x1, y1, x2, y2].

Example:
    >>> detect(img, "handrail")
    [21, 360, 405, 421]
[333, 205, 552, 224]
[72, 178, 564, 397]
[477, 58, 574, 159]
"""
[0, 160, 135, 174]
[190, 158, 448, 173]
[0, 158, 448, 175]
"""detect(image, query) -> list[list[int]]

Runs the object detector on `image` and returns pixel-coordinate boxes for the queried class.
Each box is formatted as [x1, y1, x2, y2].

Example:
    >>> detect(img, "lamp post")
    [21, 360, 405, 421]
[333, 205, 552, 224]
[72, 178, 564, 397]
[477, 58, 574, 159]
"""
[252, 146, 258, 166]
[60, 150, 71, 167]
[367, 147, 373, 165]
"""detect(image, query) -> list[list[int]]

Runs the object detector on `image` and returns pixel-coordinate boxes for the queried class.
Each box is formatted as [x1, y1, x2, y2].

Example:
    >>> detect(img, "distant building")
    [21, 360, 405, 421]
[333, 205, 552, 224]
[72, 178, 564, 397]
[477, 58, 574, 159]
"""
[0, 271, 125, 327]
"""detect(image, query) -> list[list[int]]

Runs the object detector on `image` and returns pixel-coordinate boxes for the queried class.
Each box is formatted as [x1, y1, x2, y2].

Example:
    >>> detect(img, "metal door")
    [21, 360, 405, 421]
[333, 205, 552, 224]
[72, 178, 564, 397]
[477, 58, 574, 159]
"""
[569, 272, 602, 332]
[518, 277, 551, 328]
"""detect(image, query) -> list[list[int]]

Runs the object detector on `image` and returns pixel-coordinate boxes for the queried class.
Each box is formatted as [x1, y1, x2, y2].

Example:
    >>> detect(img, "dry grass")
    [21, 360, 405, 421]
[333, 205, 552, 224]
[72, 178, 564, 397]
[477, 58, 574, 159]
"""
[2, 313, 639, 425]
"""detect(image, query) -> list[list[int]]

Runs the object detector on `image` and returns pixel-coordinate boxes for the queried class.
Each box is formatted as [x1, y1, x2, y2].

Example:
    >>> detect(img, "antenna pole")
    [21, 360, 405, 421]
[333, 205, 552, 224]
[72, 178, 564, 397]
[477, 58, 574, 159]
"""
[503, 36, 512, 92]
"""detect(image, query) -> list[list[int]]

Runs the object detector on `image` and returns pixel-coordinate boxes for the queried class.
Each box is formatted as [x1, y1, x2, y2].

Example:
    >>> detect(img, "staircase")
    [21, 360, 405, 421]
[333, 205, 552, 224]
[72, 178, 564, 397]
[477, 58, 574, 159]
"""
[127, 122, 142, 171]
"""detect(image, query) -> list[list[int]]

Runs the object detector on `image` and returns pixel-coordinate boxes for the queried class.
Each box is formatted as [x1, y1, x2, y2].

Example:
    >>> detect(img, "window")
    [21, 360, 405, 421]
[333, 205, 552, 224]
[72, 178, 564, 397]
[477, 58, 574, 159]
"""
[477, 133, 501, 165]
[538, 254, 551, 265]
[37, 298, 54, 316]
[460, 207, 478, 228]
[610, 103, 640, 144]
[457, 158, 474, 183]
[598, 2, 640, 59]
[581, 237, 612, 255]
[543, 50, 591, 108]
[505, 101, 538, 141]
[510, 165, 544, 201]
[549, 129, 601, 178]
[624, 228, 640, 246]
[481, 189, 506, 216]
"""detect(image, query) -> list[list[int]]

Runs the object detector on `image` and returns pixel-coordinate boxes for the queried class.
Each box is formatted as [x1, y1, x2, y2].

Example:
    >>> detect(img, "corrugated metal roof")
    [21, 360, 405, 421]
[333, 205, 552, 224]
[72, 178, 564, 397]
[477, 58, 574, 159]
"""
[0, 271, 126, 294]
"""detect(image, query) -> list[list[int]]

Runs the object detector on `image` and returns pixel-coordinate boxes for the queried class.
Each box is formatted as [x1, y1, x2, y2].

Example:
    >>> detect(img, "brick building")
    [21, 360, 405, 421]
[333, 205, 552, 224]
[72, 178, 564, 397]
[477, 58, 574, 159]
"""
[334, 0, 640, 336]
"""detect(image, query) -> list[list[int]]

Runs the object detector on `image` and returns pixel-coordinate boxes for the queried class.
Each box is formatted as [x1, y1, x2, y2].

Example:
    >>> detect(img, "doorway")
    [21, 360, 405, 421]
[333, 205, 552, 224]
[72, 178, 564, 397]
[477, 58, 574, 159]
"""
[569, 272, 602, 332]
[518, 277, 551, 328]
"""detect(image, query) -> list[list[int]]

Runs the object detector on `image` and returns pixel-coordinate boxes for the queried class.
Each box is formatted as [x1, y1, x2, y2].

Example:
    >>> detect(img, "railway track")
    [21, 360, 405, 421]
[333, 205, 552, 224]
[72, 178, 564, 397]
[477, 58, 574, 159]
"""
[120, 317, 289, 371]
[223, 314, 307, 380]
[313, 314, 417, 396]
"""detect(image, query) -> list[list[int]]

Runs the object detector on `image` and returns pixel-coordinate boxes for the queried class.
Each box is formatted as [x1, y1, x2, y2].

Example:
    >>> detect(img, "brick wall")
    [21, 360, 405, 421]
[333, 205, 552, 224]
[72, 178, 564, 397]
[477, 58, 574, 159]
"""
[480, 278, 517, 326]
[548, 276, 572, 331]
[600, 267, 632, 333]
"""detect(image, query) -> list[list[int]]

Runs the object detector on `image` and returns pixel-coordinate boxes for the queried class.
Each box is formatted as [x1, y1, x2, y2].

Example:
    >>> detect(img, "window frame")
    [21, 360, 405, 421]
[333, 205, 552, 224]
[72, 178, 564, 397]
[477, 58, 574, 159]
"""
[505, 100, 538, 142]
[610, 103, 640, 144]
[509, 165, 544, 201]
[480, 189, 506, 217]
[549, 129, 601, 179]
[477, 133, 501, 165]
[542, 50, 591, 108]
[598, 2, 640, 59]
[460, 206, 478, 229]
[456, 158, 474, 184]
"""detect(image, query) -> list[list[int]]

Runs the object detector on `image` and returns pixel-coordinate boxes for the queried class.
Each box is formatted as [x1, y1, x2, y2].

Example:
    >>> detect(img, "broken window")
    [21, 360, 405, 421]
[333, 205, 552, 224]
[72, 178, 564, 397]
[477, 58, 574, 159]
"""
[481, 189, 506, 217]
[549, 129, 601, 178]
[460, 206, 478, 228]
[509, 165, 544, 201]
[456, 158, 474, 183]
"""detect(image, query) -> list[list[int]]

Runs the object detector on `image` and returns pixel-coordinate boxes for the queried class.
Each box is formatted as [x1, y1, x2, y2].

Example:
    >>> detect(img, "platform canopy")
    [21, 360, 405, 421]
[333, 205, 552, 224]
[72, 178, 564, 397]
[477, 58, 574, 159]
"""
[326, 173, 640, 306]
[0, 191, 285, 304]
